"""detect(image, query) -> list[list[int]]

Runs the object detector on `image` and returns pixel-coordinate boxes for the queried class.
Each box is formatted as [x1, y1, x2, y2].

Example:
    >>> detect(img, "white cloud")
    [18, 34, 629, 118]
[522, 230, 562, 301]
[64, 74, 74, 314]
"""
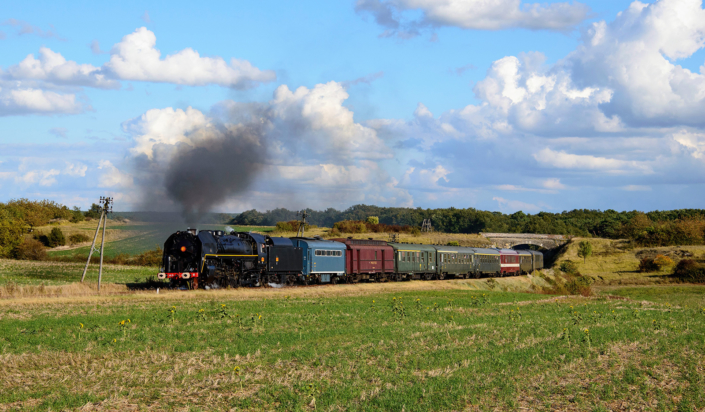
[15, 169, 60, 186]
[124, 106, 212, 159]
[492, 196, 543, 213]
[270, 81, 391, 160]
[98, 160, 134, 188]
[542, 178, 566, 190]
[672, 129, 705, 159]
[8, 47, 119, 89]
[533, 148, 650, 172]
[568, 0, 705, 127]
[399, 165, 450, 190]
[0, 85, 84, 116]
[622, 185, 651, 191]
[64, 162, 87, 177]
[355, 0, 590, 37]
[105, 27, 276, 88]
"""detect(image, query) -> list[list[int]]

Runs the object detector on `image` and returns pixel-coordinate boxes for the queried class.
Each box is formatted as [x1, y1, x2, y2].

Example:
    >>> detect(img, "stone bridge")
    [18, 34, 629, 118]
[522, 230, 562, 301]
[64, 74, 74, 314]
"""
[480, 233, 568, 249]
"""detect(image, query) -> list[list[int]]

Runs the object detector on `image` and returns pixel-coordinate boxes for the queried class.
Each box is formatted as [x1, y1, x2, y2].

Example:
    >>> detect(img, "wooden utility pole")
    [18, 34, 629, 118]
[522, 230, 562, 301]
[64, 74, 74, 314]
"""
[80, 196, 113, 292]
[296, 210, 309, 237]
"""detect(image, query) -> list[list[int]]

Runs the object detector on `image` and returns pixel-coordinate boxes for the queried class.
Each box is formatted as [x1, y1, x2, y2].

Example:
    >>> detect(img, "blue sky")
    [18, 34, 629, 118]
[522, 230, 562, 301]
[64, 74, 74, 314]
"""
[2, 0, 705, 216]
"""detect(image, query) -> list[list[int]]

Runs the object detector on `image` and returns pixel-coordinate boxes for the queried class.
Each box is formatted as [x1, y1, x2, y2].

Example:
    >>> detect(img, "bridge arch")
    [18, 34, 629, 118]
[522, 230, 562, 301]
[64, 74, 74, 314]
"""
[480, 233, 568, 249]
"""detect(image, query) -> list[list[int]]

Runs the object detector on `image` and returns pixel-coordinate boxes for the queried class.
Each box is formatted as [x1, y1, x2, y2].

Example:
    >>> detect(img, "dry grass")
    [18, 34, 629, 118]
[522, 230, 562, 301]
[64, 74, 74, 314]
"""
[554, 238, 705, 285]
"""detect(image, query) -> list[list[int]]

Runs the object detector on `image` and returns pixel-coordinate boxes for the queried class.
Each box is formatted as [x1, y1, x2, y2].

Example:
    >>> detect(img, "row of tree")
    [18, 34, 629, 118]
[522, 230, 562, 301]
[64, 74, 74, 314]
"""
[231, 205, 705, 246]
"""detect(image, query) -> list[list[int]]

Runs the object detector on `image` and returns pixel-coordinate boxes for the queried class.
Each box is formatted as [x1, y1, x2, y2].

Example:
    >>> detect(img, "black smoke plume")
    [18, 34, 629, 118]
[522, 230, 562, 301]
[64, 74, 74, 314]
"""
[135, 117, 267, 224]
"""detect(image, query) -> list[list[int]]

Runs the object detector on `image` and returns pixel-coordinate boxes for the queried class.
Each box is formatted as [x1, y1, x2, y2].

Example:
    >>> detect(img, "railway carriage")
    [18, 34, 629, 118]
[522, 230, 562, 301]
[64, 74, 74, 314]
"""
[387, 243, 437, 280]
[434, 246, 477, 279]
[292, 237, 346, 284]
[517, 250, 533, 274]
[331, 238, 394, 282]
[472, 248, 502, 276]
[529, 250, 544, 272]
[498, 248, 521, 277]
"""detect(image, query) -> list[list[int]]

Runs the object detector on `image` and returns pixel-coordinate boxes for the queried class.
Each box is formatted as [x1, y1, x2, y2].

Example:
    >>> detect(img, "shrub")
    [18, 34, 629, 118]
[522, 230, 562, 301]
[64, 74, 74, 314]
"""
[69, 233, 91, 245]
[638, 257, 661, 272]
[134, 247, 162, 266]
[46, 227, 66, 247]
[327, 227, 341, 237]
[559, 261, 579, 275]
[565, 275, 593, 296]
[672, 259, 705, 282]
[411, 227, 421, 237]
[366, 216, 379, 225]
[275, 221, 294, 232]
[653, 254, 674, 268]
[447, 241, 460, 246]
[13, 238, 47, 260]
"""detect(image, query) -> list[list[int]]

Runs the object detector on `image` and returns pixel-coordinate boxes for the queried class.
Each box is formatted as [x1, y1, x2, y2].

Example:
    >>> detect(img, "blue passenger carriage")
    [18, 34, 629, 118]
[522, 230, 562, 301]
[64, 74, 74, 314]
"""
[292, 237, 347, 284]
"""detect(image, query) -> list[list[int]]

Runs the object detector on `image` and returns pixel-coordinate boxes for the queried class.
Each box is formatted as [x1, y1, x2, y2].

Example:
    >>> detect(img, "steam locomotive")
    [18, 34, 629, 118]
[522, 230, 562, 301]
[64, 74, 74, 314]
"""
[158, 228, 544, 289]
[158, 228, 302, 288]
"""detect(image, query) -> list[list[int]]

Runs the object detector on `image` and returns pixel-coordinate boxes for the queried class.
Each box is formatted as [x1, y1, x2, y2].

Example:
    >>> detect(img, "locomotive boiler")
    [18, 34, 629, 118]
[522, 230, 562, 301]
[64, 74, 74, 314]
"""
[158, 228, 303, 288]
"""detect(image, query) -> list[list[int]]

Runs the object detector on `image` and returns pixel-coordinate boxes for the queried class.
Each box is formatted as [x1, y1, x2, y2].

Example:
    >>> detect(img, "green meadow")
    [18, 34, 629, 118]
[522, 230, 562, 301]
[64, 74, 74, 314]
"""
[1, 285, 704, 411]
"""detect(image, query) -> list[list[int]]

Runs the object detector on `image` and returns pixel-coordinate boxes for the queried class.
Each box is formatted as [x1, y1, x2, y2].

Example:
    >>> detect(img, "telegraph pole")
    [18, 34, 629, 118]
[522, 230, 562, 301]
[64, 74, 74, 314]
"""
[80, 196, 113, 292]
[296, 210, 309, 237]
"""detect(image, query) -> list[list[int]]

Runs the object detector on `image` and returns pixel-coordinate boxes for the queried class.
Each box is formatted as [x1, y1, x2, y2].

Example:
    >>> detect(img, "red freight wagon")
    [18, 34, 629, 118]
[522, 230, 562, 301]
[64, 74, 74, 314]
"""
[330, 238, 394, 282]
[498, 249, 521, 277]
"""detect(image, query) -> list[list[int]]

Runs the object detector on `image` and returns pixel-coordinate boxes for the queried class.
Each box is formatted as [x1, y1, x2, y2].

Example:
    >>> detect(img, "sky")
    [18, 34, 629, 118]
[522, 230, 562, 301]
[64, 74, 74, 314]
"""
[2, 0, 705, 216]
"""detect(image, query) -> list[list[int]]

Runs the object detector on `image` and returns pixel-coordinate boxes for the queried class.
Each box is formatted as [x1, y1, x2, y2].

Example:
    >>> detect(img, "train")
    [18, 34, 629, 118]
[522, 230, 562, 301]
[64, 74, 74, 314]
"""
[157, 228, 544, 289]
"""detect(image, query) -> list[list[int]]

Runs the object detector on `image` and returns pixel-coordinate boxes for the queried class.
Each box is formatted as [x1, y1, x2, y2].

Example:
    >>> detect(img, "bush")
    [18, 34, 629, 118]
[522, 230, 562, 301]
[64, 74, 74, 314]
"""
[69, 233, 91, 245]
[565, 275, 593, 296]
[653, 254, 674, 268]
[411, 227, 421, 237]
[134, 247, 162, 266]
[46, 227, 66, 247]
[327, 227, 341, 237]
[638, 257, 661, 272]
[559, 261, 579, 275]
[13, 238, 47, 260]
[366, 216, 379, 225]
[672, 259, 705, 282]
[447, 241, 460, 246]
[275, 221, 294, 232]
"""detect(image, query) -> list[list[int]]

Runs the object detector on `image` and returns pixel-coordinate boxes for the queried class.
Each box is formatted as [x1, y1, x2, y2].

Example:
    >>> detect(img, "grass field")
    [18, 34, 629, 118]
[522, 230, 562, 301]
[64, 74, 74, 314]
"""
[1, 283, 704, 411]
[46, 222, 274, 258]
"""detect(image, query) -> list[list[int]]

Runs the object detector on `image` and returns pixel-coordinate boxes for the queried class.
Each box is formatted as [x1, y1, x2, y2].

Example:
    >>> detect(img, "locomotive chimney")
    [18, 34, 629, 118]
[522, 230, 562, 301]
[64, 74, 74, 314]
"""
[187, 227, 197, 235]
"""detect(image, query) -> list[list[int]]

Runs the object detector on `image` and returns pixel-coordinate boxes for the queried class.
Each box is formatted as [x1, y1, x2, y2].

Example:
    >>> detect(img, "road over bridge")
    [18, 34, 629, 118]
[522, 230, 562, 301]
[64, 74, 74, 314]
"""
[480, 233, 568, 249]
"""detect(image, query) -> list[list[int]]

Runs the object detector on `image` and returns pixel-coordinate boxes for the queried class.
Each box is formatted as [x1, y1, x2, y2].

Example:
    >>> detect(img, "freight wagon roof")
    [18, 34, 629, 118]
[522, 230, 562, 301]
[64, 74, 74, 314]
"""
[329, 238, 389, 247]
[292, 238, 346, 249]
[387, 243, 436, 252]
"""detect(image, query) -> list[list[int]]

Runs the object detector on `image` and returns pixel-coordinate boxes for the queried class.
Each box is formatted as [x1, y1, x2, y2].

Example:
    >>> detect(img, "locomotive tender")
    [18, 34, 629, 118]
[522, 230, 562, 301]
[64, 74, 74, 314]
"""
[158, 229, 544, 289]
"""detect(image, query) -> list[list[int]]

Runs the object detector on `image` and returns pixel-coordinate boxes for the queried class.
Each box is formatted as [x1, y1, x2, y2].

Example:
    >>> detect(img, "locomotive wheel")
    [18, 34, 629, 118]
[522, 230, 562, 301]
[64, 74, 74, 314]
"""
[438, 273, 446, 280]
[331, 276, 338, 285]
[474, 272, 481, 279]
[286, 275, 296, 286]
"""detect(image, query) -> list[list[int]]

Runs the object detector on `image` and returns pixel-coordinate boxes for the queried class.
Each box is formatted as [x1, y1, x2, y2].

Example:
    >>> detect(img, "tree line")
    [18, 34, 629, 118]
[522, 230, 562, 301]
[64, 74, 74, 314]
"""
[231, 205, 705, 246]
